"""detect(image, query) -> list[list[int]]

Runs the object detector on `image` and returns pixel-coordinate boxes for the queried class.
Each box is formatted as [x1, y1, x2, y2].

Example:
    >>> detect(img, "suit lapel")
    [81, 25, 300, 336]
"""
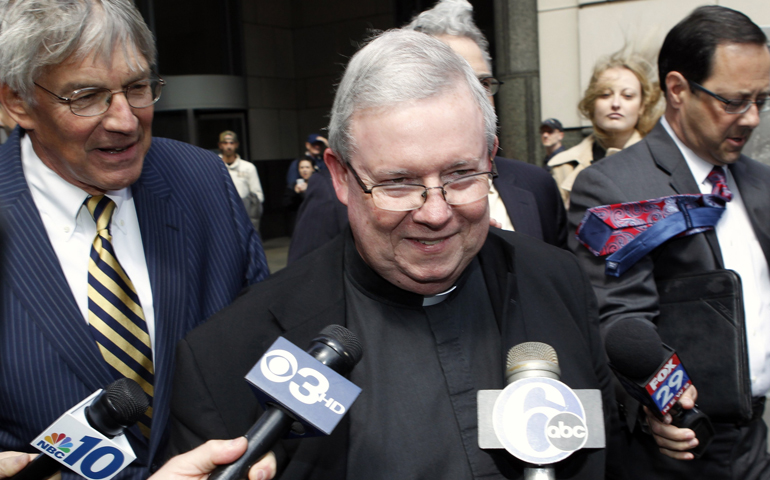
[131, 147, 186, 457]
[647, 122, 724, 267]
[0, 129, 114, 393]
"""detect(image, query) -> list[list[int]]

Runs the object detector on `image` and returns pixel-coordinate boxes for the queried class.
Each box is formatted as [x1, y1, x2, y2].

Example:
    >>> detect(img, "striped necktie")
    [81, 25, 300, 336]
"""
[86, 195, 154, 438]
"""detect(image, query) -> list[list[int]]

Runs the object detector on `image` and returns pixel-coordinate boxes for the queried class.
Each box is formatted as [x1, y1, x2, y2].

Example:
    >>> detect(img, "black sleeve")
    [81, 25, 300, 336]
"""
[168, 339, 233, 457]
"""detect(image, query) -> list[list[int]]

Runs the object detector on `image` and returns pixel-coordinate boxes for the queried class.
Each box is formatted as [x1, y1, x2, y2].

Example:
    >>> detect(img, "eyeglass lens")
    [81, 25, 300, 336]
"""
[370, 174, 492, 211]
[70, 79, 164, 116]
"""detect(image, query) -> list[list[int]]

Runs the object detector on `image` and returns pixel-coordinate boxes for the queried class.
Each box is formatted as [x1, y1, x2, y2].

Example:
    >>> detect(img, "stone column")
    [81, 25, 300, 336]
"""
[493, 0, 542, 166]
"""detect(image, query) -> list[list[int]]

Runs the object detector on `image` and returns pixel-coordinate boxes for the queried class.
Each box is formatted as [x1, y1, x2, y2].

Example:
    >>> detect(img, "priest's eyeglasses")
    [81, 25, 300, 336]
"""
[688, 80, 769, 114]
[347, 162, 497, 212]
[34, 77, 166, 117]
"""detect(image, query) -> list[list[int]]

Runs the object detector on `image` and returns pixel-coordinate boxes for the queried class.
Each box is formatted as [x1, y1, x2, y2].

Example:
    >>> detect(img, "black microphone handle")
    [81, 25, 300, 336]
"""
[8, 454, 61, 480]
[669, 404, 714, 458]
[208, 406, 295, 480]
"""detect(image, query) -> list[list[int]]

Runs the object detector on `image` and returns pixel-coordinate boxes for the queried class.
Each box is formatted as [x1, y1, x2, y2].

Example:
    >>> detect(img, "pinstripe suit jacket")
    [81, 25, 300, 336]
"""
[0, 127, 269, 480]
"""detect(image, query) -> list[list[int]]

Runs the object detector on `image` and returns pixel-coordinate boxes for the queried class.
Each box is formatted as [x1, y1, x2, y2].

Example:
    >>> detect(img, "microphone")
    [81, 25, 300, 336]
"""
[605, 318, 714, 457]
[208, 325, 363, 480]
[12, 378, 150, 480]
[505, 343, 561, 480]
[478, 342, 604, 479]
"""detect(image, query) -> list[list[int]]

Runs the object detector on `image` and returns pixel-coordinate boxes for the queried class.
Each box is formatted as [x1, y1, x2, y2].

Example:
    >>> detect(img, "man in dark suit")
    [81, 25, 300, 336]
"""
[171, 29, 614, 480]
[288, 0, 566, 264]
[568, 6, 770, 479]
[0, 2, 269, 479]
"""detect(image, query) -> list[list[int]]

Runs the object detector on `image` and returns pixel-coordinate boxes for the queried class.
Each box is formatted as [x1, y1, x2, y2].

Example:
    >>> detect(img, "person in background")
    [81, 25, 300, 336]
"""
[282, 158, 315, 234]
[285, 134, 346, 263]
[218, 130, 264, 233]
[0, 2, 269, 479]
[407, 0, 567, 246]
[285, 134, 327, 188]
[548, 48, 662, 207]
[541, 117, 565, 165]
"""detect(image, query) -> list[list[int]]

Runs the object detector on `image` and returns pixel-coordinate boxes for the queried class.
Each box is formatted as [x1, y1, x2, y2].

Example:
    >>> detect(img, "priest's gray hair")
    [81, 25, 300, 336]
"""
[404, 0, 492, 71]
[0, 0, 156, 103]
[328, 29, 497, 163]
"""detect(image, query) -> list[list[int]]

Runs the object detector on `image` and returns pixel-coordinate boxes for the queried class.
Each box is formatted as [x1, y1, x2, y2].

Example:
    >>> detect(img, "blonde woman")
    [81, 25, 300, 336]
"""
[548, 51, 662, 206]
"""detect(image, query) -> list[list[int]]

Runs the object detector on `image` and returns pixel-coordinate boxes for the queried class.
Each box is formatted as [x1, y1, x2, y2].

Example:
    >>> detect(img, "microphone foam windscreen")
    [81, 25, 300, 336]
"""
[319, 324, 363, 365]
[604, 318, 666, 380]
[104, 378, 151, 425]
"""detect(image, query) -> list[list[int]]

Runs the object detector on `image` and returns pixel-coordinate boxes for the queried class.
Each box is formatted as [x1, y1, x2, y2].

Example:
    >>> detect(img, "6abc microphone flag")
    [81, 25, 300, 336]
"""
[478, 342, 605, 478]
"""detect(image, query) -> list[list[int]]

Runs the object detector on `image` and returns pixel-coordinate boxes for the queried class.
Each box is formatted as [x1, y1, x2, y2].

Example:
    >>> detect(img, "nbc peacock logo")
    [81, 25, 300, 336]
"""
[44, 433, 74, 453]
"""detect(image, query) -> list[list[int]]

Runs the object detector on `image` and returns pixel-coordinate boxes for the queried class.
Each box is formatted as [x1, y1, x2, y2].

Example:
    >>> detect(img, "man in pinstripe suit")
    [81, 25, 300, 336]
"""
[0, 1, 269, 479]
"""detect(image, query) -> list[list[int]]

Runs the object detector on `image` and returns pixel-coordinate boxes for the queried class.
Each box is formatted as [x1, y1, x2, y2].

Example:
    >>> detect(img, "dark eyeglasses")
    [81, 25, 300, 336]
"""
[479, 76, 503, 96]
[34, 77, 166, 117]
[688, 80, 769, 115]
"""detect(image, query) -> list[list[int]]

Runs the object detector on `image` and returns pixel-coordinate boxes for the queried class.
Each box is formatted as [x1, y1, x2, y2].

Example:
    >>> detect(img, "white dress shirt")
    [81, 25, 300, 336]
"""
[662, 116, 770, 396]
[21, 133, 156, 354]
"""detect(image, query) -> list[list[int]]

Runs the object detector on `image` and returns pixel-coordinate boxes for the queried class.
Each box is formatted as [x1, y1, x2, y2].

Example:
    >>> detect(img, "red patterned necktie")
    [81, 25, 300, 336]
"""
[707, 166, 732, 201]
[577, 168, 733, 277]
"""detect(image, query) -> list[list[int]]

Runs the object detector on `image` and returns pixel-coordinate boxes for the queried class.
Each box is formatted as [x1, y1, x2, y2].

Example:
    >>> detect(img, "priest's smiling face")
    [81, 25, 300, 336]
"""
[327, 84, 496, 296]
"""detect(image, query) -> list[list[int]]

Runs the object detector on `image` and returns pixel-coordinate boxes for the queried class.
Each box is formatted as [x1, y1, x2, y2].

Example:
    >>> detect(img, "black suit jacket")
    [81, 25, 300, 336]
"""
[170, 229, 614, 479]
[287, 157, 567, 264]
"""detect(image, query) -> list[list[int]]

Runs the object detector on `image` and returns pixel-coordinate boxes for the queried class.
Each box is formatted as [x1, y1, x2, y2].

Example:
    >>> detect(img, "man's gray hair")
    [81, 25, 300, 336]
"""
[328, 29, 497, 163]
[404, 0, 492, 70]
[0, 0, 156, 103]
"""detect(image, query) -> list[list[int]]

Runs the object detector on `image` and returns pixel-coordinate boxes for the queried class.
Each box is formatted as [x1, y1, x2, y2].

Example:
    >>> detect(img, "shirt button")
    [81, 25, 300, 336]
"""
[120, 220, 125, 227]
[63, 226, 70, 233]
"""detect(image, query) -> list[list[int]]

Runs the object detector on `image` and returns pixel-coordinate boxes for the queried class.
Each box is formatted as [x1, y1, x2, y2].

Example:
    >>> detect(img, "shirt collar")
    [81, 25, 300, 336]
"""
[21, 132, 131, 238]
[660, 116, 717, 191]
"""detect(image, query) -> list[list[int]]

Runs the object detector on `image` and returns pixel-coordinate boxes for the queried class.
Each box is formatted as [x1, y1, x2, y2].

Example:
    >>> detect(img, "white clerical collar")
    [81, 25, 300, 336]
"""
[422, 285, 457, 307]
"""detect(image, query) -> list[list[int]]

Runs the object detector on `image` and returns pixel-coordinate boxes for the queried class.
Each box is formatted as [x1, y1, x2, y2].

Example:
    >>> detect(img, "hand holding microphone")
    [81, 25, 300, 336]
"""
[152, 439, 275, 480]
[604, 318, 714, 460]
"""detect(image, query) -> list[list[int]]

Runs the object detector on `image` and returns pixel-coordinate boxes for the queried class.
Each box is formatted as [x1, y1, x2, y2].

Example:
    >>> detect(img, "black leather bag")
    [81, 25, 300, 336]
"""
[655, 269, 753, 422]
